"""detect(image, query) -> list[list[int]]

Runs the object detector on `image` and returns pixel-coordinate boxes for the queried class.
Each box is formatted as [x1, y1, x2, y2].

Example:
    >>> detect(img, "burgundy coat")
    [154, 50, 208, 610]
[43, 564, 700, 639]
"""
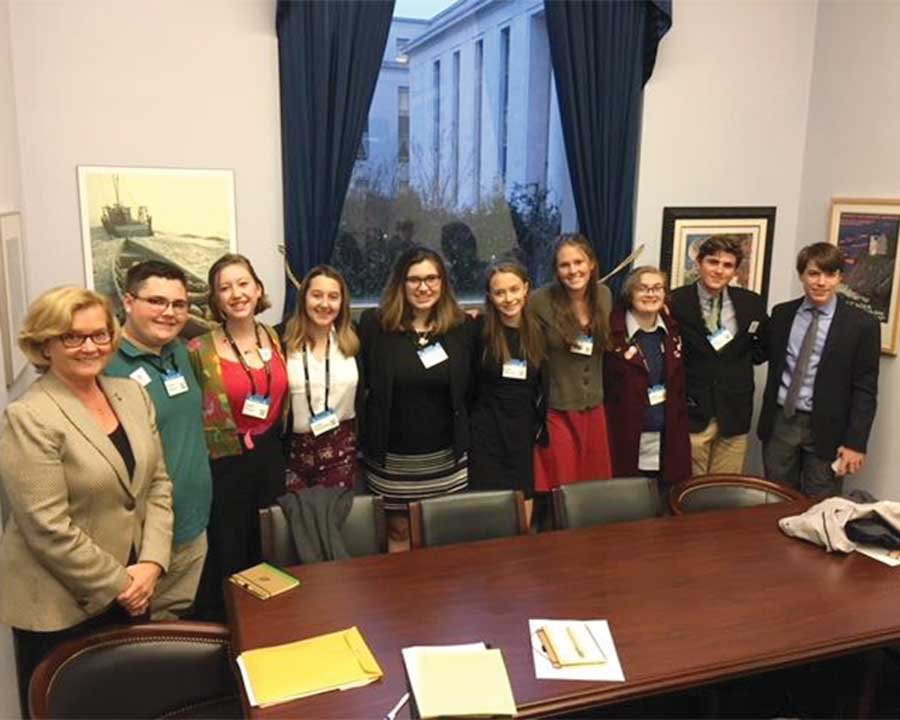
[603, 304, 692, 485]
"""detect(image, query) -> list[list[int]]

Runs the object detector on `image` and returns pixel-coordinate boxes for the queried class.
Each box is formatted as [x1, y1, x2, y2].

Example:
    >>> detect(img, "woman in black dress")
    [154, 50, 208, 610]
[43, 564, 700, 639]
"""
[469, 262, 547, 526]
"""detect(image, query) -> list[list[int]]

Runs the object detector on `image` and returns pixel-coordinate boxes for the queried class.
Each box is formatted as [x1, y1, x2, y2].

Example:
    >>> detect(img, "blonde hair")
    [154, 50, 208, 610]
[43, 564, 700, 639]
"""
[19, 286, 121, 372]
[378, 246, 464, 334]
[206, 253, 271, 323]
[548, 233, 610, 349]
[283, 265, 359, 357]
[622, 265, 668, 309]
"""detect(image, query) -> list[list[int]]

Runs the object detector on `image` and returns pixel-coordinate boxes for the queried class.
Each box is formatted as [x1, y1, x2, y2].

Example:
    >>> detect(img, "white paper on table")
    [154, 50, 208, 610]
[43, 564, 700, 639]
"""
[529, 619, 625, 682]
[855, 544, 900, 567]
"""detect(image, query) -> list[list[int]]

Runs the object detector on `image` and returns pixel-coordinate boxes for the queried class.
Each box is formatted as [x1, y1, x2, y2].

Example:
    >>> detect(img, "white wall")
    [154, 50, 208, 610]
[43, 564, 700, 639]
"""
[635, 0, 819, 473]
[9, 0, 284, 321]
[0, 0, 22, 712]
[796, 0, 900, 499]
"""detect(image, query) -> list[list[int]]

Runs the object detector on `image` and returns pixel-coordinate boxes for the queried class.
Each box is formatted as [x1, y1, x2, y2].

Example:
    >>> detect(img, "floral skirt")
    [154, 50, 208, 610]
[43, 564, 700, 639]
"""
[286, 420, 359, 492]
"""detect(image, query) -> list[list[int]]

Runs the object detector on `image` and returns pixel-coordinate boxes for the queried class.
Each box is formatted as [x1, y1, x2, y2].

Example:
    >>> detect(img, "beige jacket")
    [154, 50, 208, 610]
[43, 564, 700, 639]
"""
[0, 373, 172, 631]
[779, 496, 900, 553]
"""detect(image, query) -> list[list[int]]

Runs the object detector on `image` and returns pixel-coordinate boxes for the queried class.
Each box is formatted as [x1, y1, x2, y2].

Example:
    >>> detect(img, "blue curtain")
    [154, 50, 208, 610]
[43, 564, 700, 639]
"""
[545, 1, 672, 294]
[276, 0, 394, 314]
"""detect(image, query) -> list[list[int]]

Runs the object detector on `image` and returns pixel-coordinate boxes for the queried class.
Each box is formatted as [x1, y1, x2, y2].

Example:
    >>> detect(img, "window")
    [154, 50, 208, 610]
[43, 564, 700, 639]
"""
[358, 119, 369, 161]
[335, 4, 574, 302]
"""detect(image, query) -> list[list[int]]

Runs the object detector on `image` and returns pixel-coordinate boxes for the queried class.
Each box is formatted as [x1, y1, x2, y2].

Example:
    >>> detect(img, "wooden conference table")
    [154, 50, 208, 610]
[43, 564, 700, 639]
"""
[225, 501, 900, 718]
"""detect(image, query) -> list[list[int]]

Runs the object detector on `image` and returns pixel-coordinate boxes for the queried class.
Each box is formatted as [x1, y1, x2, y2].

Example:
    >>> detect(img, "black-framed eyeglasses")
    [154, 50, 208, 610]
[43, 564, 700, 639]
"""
[59, 330, 112, 348]
[133, 295, 190, 313]
[405, 274, 442, 289]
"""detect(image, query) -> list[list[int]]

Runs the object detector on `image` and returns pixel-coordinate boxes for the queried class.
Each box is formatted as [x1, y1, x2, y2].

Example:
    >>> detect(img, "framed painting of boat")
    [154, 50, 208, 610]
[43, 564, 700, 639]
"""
[828, 198, 900, 355]
[77, 166, 237, 339]
[0, 211, 29, 387]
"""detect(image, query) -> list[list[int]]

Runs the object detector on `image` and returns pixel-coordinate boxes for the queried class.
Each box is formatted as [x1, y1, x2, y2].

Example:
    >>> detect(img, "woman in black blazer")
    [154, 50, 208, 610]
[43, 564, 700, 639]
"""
[358, 246, 474, 546]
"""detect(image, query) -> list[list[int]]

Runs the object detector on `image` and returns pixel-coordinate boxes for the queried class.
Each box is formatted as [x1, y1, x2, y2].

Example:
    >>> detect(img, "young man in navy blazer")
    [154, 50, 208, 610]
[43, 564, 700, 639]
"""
[757, 243, 880, 496]
[669, 235, 768, 476]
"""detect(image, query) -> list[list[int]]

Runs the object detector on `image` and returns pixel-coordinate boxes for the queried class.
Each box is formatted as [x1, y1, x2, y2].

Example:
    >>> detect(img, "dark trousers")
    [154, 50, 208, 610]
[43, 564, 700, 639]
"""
[13, 604, 136, 718]
[763, 408, 842, 497]
[193, 428, 286, 620]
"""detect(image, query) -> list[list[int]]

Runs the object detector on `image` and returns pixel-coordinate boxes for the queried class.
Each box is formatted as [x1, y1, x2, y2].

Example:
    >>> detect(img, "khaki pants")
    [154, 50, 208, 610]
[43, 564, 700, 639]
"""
[150, 532, 208, 621]
[689, 419, 748, 476]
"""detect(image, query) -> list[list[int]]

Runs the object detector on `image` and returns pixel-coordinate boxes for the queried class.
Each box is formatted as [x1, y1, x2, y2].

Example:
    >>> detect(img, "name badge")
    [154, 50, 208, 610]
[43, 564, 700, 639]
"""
[570, 335, 594, 356]
[309, 409, 340, 437]
[418, 342, 449, 369]
[259, 347, 273, 363]
[647, 384, 666, 405]
[242, 394, 271, 420]
[129, 367, 152, 387]
[708, 328, 734, 352]
[748, 320, 759, 334]
[502, 359, 527, 380]
[162, 371, 189, 397]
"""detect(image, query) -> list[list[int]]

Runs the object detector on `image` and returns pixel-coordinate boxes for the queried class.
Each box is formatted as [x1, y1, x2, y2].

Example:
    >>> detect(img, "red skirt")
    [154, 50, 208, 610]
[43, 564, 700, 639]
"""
[533, 406, 612, 492]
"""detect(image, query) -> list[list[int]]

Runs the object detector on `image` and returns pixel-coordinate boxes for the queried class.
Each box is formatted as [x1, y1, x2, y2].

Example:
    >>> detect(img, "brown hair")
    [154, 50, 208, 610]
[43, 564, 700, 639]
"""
[283, 265, 359, 357]
[378, 246, 464, 334]
[696, 234, 745, 268]
[621, 266, 668, 309]
[206, 253, 271, 323]
[483, 262, 545, 366]
[796, 242, 844, 274]
[19, 286, 121, 373]
[548, 233, 610, 349]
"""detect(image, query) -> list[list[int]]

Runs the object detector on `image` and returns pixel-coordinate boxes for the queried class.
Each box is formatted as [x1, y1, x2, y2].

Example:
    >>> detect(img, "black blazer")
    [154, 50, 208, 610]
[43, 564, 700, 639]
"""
[757, 296, 880, 459]
[357, 309, 474, 464]
[669, 284, 769, 436]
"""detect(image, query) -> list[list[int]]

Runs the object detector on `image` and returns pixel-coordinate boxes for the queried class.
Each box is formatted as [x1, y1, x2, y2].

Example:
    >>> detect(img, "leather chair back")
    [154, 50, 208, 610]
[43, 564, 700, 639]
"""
[29, 622, 240, 719]
[552, 477, 661, 529]
[259, 494, 387, 566]
[669, 474, 805, 515]
[409, 490, 527, 549]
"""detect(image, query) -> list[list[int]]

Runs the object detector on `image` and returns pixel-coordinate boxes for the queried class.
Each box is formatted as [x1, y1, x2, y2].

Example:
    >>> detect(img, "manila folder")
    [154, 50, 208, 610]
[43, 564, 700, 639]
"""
[415, 648, 517, 719]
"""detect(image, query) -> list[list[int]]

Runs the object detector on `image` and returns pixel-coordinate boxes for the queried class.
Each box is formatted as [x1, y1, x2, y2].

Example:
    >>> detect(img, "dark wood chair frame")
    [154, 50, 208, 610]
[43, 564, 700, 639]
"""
[668, 473, 805, 515]
[409, 490, 528, 549]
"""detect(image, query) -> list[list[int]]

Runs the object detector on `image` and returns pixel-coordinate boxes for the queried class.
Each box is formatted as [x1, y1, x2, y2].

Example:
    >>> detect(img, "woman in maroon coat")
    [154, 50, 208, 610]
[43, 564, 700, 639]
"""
[603, 266, 692, 486]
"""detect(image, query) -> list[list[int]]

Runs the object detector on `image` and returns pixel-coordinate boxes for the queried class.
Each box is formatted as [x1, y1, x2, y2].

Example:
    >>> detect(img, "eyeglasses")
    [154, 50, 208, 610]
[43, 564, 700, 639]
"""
[133, 295, 190, 313]
[636, 285, 666, 296]
[405, 274, 442, 289]
[59, 330, 112, 348]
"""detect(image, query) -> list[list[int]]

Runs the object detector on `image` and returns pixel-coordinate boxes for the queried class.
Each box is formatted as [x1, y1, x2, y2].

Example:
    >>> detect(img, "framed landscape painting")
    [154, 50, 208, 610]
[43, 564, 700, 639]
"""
[828, 198, 900, 355]
[77, 165, 237, 339]
[660, 206, 776, 304]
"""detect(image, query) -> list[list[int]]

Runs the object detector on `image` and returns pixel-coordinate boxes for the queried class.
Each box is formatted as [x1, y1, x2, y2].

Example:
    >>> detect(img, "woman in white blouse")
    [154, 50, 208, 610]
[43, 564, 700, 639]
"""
[282, 266, 361, 491]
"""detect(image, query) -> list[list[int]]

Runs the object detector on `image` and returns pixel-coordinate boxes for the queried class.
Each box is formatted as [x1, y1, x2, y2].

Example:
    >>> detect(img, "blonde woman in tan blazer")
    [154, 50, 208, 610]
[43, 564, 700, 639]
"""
[0, 287, 172, 713]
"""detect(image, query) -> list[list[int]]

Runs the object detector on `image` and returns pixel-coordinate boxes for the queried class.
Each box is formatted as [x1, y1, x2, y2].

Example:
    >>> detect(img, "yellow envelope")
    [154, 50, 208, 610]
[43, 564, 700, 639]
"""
[237, 626, 383, 707]
[413, 648, 517, 719]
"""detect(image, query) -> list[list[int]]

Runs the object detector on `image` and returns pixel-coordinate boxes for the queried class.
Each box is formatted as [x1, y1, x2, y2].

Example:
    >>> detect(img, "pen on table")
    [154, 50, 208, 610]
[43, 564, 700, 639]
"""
[384, 691, 410, 720]
[567, 625, 585, 658]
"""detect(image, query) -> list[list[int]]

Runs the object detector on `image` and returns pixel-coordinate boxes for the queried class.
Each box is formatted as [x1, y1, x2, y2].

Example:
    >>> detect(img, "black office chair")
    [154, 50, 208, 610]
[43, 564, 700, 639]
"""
[669, 474, 805, 515]
[552, 477, 661, 529]
[259, 494, 387, 565]
[409, 490, 528, 549]
[29, 622, 240, 719]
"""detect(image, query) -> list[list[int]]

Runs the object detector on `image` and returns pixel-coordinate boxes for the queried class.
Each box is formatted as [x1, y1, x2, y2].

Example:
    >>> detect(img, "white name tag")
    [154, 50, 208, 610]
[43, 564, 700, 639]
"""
[418, 342, 449, 369]
[748, 320, 759, 334]
[129, 367, 152, 387]
[259, 347, 272, 363]
[309, 409, 340, 437]
[242, 394, 271, 420]
[502, 359, 527, 380]
[163, 371, 189, 397]
[570, 335, 594, 356]
[708, 328, 734, 352]
[648, 384, 666, 405]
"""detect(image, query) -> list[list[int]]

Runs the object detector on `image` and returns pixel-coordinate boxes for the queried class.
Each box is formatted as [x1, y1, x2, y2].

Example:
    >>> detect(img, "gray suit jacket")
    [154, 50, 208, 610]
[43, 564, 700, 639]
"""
[0, 373, 172, 631]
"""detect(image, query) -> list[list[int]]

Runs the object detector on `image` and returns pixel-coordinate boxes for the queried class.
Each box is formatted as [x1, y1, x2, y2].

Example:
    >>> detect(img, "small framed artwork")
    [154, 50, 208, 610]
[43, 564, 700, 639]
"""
[828, 198, 900, 355]
[77, 165, 237, 339]
[660, 206, 776, 304]
[0, 212, 29, 387]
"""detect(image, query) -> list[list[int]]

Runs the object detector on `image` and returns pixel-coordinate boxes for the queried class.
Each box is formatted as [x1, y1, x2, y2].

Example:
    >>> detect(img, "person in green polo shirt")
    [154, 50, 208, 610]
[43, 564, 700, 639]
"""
[105, 260, 212, 620]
